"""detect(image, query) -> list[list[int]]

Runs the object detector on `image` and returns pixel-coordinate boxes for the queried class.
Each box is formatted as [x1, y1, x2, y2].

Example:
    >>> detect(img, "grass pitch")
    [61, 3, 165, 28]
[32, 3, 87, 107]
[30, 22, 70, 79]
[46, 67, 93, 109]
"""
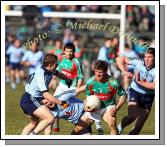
[5, 83, 155, 135]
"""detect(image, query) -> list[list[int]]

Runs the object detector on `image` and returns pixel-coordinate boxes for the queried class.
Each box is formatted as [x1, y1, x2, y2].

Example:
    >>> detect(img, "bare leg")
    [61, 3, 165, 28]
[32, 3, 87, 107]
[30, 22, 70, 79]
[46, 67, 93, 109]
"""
[123, 76, 130, 90]
[71, 114, 94, 135]
[44, 123, 53, 135]
[31, 105, 55, 134]
[10, 69, 16, 89]
[21, 115, 39, 135]
[103, 110, 118, 135]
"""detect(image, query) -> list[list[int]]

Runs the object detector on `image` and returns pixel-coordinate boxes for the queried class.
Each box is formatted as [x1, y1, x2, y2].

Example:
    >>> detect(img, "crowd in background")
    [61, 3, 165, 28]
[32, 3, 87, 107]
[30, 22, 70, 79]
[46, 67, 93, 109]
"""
[5, 5, 155, 90]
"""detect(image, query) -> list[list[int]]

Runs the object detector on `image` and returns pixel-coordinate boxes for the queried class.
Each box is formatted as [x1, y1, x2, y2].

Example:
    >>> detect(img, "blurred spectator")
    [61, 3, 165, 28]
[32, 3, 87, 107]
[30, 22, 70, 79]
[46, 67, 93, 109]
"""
[132, 37, 149, 58]
[97, 37, 111, 63]
[43, 39, 54, 54]
[109, 36, 120, 79]
[126, 5, 138, 32]
[6, 39, 25, 90]
[5, 34, 16, 83]
[63, 29, 73, 44]
[22, 5, 41, 26]
[5, 5, 155, 83]
[39, 5, 53, 13]
[53, 40, 63, 62]
[21, 42, 44, 77]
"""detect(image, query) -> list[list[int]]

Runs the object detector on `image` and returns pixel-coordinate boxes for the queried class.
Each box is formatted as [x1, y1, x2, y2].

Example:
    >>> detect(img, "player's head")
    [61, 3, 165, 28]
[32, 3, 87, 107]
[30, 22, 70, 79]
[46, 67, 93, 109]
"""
[30, 42, 39, 52]
[104, 37, 112, 48]
[144, 47, 155, 69]
[43, 54, 58, 72]
[41, 99, 55, 108]
[14, 39, 21, 48]
[54, 39, 62, 49]
[94, 60, 108, 82]
[63, 42, 75, 59]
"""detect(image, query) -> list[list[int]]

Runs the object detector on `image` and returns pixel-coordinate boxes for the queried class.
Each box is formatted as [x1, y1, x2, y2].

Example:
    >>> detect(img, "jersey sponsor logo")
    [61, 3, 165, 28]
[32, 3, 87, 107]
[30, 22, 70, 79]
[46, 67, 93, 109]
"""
[95, 93, 114, 101]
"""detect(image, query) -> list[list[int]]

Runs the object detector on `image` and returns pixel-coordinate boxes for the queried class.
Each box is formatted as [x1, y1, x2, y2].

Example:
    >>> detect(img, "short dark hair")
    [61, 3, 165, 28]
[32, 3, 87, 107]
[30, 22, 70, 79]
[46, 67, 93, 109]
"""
[145, 47, 155, 57]
[94, 60, 108, 72]
[43, 54, 58, 67]
[64, 42, 75, 52]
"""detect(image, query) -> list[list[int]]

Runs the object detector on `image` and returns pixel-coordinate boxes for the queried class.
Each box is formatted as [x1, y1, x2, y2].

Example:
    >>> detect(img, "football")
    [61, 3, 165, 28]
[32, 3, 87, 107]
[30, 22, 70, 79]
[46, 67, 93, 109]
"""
[85, 95, 101, 110]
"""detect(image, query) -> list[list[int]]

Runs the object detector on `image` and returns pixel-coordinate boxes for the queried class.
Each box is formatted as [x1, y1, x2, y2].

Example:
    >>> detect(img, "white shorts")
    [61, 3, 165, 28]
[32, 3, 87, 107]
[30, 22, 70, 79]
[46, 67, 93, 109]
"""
[84, 105, 115, 123]
[54, 82, 76, 96]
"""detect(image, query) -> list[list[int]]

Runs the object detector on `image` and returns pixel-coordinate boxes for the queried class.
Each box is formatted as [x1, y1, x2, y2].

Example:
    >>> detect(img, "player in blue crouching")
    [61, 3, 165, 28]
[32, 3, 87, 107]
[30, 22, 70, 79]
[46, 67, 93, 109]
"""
[42, 88, 93, 135]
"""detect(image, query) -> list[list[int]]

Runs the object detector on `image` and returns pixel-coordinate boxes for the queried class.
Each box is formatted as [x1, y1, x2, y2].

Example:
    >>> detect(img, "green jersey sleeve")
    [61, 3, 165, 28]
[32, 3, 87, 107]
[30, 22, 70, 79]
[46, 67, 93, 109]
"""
[110, 80, 127, 96]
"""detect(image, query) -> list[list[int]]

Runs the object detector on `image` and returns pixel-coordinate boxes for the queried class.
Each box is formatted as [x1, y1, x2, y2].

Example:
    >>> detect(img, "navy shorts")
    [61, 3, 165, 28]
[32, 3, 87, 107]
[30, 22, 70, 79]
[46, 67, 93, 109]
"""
[20, 92, 43, 115]
[10, 63, 23, 70]
[128, 88, 155, 110]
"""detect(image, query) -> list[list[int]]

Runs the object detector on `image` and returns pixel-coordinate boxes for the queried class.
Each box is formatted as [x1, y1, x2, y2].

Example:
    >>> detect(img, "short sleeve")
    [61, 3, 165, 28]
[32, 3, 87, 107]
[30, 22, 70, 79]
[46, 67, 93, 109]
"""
[36, 72, 48, 93]
[110, 80, 127, 96]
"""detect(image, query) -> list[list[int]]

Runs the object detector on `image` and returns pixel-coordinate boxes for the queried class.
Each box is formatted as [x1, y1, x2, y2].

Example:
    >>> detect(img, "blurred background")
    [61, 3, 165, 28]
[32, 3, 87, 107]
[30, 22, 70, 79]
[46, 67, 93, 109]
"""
[4, 5, 155, 135]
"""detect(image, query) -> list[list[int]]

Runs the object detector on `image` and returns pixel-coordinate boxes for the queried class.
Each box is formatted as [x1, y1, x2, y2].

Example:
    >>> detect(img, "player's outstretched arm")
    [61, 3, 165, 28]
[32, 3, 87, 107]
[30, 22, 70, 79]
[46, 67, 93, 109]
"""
[75, 84, 86, 95]
[136, 78, 155, 90]
[43, 92, 62, 105]
[53, 71, 72, 88]
[115, 95, 127, 112]
[43, 92, 69, 109]
[116, 56, 133, 78]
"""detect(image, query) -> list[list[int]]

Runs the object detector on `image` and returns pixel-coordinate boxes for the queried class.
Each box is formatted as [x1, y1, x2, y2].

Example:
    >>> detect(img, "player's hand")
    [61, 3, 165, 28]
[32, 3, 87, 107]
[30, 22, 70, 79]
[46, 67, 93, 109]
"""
[60, 101, 69, 109]
[134, 71, 140, 82]
[109, 107, 117, 116]
[84, 106, 96, 112]
[65, 79, 72, 88]
[122, 71, 133, 79]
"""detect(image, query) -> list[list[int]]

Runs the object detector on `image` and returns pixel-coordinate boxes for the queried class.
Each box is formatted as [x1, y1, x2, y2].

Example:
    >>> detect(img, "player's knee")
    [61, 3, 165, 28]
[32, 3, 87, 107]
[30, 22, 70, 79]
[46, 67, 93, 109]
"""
[30, 121, 38, 128]
[47, 116, 55, 124]
[87, 118, 94, 125]
[108, 116, 116, 128]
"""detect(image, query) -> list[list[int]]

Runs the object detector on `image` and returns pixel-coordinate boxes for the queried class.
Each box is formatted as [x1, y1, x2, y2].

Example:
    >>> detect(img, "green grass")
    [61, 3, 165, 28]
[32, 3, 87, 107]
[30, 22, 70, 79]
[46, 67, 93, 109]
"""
[5, 83, 155, 135]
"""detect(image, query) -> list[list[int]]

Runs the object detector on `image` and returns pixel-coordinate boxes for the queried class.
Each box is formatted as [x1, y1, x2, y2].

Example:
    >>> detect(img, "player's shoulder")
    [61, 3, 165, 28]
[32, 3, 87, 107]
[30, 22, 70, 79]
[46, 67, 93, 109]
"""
[73, 58, 81, 64]
[86, 76, 95, 85]
[35, 66, 45, 75]
[8, 45, 15, 51]
[108, 77, 120, 87]
[25, 50, 32, 55]
[38, 50, 44, 55]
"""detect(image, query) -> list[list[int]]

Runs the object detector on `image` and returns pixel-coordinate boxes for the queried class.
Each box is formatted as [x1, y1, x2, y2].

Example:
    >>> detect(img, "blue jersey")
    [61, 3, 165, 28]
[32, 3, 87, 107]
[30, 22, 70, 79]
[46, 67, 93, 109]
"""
[120, 50, 138, 72]
[51, 89, 84, 124]
[97, 46, 110, 63]
[25, 66, 53, 98]
[6, 45, 25, 63]
[22, 50, 44, 75]
[129, 59, 155, 95]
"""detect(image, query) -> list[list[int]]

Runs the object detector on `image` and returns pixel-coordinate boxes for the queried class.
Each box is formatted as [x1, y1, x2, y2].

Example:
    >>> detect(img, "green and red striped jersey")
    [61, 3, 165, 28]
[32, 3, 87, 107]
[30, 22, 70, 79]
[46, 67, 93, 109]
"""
[58, 57, 83, 87]
[86, 76, 126, 108]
